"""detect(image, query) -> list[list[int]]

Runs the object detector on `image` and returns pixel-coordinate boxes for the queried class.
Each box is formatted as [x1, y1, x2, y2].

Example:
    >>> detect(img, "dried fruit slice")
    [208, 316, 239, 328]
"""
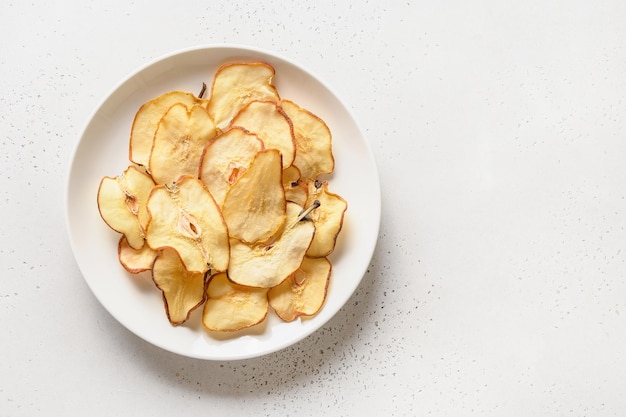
[152, 248, 208, 325]
[207, 62, 280, 129]
[222, 149, 286, 244]
[129, 91, 203, 167]
[149, 103, 216, 185]
[118, 236, 158, 273]
[145, 175, 229, 274]
[228, 202, 315, 288]
[306, 180, 347, 258]
[202, 273, 269, 332]
[268, 257, 331, 322]
[280, 99, 334, 181]
[97, 165, 156, 249]
[282, 165, 308, 207]
[230, 100, 295, 168]
[198, 127, 264, 208]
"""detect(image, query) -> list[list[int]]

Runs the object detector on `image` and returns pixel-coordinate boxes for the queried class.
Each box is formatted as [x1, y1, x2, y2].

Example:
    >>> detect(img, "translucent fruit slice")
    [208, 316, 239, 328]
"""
[207, 62, 280, 130]
[198, 127, 264, 208]
[202, 273, 269, 332]
[149, 103, 216, 185]
[152, 248, 208, 325]
[268, 257, 331, 322]
[280, 99, 334, 181]
[306, 180, 348, 258]
[228, 202, 316, 288]
[129, 91, 203, 167]
[230, 100, 295, 169]
[222, 149, 286, 244]
[145, 175, 229, 274]
[118, 236, 158, 274]
[97, 165, 156, 249]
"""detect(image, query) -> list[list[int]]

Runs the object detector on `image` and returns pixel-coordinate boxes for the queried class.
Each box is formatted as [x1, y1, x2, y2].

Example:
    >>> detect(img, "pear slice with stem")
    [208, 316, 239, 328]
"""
[97, 165, 156, 249]
[230, 100, 295, 169]
[202, 272, 269, 332]
[145, 175, 229, 274]
[198, 127, 264, 208]
[228, 201, 316, 288]
[268, 257, 331, 322]
[305, 180, 347, 258]
[207, 62, 280, 130]
[222, 149, 286, 244]
[152, 248, 208, 326]
[149, 103, 216, 185]
[129, 91, 203, 167]
[280, 99, 334, 181]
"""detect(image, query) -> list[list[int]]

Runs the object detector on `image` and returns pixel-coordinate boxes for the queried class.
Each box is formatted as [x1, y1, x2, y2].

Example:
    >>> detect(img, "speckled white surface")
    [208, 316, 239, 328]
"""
[3, 0, 626, 415]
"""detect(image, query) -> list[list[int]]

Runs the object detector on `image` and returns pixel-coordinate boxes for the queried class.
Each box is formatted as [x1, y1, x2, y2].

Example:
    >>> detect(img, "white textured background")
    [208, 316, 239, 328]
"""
[3, 1, 626, 415]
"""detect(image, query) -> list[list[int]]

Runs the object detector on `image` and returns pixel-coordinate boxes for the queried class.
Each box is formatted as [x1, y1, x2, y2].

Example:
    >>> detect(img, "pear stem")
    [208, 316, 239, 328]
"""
[198, 82, 207, 99]
[295, 200, 320, 223]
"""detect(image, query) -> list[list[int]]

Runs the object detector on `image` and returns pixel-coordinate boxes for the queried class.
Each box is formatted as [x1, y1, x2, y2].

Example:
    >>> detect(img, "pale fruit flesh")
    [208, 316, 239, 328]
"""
[221, 149, 286, 244]
[227, 202, 315, 288]
[202, 273, 269, 332]
[149, 103, 216, 185]
[97, 165, 155, 249]
[268, 257, 331, 322]
[207, 62, 280, 130]
[145, 175, 229, 274]
[129, 91, 203, 167]
[230, 100, 295, 168]
[152, 248, 208, 325]
[280, 99, 334, 180]
[198, 127, 264, 208]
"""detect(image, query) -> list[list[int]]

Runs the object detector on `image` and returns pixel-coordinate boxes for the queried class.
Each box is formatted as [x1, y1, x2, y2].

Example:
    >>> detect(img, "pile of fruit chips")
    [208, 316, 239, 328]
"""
[97, 62, 347, 332]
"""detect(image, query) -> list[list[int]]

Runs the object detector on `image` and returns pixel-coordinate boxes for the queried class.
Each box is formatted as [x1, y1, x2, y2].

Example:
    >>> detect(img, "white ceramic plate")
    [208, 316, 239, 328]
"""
[65, 45, 380, 360]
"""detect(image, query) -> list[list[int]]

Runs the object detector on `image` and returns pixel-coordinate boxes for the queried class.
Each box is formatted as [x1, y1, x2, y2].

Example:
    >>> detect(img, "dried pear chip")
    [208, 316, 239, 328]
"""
[280, 99, 334, 181]
[222, 149, 286, 244]
[305, 180, 348, 258]
[129, 91, 203, 167]
[202, 273, 269, 332]
[152, 248, 208, 325]
[149, 103, 216, 185]
[282, 165, 308, 207]
[268, 257, 331, 322]
[118, 236, 158, 273]
[145, 175, 229, 274]
[97, 165, 156, 249]
[228, 202, 315, 288]
[207, 62, 280, 129]
[198, 127, 264, 208]
[230, 100, 295, 168]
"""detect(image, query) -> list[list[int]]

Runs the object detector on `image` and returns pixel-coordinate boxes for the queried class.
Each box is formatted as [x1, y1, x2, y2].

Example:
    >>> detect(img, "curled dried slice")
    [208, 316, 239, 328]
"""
[97, 165, 155, 249]
[228, 202, 315, 288]
[268, 257, 331, 322]
[129, 91, 203, 167]
[305, 180, 347, 258]
[118, 236, 158, 273]
[202, 273, 269, 332]
[152, 248, 208, 325]
[145, 175, 229, 274]
[198, 127, 264, 208]
[149, 103, 216, 185]
[222, 149, 286, 244]
[280, 99, 334, 181]
[207, 62, 280, 129]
